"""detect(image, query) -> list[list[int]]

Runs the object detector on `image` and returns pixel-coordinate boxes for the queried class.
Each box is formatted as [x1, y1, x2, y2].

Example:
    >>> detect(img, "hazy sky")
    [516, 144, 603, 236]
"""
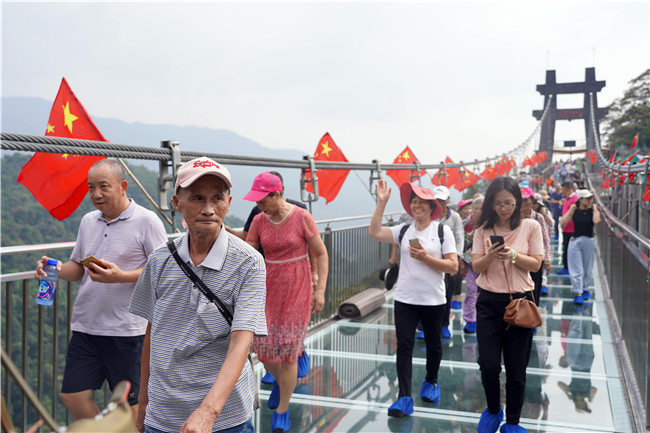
[2, 1, 648, 166]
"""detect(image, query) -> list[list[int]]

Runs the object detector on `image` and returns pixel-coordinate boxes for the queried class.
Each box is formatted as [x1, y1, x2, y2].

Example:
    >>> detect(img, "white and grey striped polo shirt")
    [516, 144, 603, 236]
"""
[129, 228, 267, 432]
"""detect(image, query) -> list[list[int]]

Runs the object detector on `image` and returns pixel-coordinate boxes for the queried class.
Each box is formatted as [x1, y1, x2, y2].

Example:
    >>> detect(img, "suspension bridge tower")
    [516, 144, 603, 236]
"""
[532, 67, 608, 162]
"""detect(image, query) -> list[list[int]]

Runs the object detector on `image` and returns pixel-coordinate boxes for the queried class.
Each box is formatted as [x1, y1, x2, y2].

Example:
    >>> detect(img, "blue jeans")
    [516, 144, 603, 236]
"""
[144, 418, 254, 433]
[567, 236, 596, 294]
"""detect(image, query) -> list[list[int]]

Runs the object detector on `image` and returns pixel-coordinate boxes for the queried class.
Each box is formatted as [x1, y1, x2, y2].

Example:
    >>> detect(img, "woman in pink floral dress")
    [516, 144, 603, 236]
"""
[244, 172, 329, 433]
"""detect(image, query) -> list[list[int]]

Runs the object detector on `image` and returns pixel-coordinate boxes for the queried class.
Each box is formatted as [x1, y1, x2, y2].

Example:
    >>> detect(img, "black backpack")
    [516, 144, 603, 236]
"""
[398, 223, 445, 251]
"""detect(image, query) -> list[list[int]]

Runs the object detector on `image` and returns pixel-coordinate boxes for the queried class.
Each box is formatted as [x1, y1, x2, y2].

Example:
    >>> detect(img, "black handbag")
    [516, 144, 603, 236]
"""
[167, 240, 261, 410]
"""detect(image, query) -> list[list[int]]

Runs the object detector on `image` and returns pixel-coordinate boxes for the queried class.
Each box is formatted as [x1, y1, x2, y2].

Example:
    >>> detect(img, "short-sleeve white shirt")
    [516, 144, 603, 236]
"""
[69, 199, 167, 336]
[390, 221, 457, 306]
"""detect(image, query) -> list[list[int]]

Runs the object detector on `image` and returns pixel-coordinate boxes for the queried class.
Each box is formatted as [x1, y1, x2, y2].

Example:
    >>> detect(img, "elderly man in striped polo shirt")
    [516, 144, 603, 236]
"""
[129, 157, 267, 433]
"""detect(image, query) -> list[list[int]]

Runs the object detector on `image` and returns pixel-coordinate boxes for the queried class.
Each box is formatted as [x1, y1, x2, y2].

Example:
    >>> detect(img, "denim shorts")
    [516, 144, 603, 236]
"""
[144, 418, 254, 433]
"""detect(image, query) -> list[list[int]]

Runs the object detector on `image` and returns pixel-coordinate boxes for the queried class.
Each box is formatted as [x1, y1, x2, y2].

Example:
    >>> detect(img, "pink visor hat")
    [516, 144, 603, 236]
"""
[243, 172, 283, 201]
[457, 199, 473, 210]
[176, 157, 232, 191]
[399, 182, 443, 220]
[520, 186, 536, 200]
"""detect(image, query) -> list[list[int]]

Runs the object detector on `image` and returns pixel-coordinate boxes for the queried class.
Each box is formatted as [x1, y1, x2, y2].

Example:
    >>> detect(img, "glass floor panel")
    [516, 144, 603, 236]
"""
[251, 237, 631, 432]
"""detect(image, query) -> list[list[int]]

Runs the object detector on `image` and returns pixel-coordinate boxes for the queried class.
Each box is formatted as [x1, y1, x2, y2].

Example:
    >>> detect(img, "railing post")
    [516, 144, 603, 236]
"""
[21, 280, 28, 429]
[4, 281, 13, 413]
[159, 140, 181, 229]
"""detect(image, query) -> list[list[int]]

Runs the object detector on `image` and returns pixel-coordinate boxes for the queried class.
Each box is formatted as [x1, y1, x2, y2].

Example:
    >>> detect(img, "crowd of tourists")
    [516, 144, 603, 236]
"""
[32, 156, 598, 433]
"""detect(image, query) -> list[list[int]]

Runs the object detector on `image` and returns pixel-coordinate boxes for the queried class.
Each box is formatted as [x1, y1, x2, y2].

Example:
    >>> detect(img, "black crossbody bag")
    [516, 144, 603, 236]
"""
[167, 240, 261, 410]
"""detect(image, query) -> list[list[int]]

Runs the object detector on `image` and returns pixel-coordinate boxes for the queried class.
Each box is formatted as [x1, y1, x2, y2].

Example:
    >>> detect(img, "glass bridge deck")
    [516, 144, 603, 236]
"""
[252, 238, 632, 433]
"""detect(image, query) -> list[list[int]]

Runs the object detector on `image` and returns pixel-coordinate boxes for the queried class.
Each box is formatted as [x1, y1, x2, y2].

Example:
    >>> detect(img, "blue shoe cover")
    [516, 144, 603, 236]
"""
[451, 300, 462, 310]
[573, 295, 584, 305]
[387, 396, 414, 417]
[441, 327, 451, 338]
[540, 285, 548, 296]
[261, 371, 276, 384]
[500, 423, 528, 433]
[297, 351, 310, 378]
[416, 330, 425, 339]
[581, 290, 591, 301]
[420, 381, 440, 403]
[463, 322, 476, 334]
[557, 268, 569, 275]
[477, 408, 503, 433]
[267, 382, 280, 409]
[271, 410, 291, 433]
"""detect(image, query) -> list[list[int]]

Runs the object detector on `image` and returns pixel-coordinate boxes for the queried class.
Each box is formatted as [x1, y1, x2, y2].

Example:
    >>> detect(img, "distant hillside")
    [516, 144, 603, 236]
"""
[2, 96, 400, 223]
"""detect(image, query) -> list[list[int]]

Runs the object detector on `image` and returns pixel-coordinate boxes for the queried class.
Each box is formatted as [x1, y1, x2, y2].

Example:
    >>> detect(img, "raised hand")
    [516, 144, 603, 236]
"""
[375, 179, 392, 204]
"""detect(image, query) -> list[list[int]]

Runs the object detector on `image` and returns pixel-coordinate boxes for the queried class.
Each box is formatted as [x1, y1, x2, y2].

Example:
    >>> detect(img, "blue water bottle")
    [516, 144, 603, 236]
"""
[36, 259, 58, 306]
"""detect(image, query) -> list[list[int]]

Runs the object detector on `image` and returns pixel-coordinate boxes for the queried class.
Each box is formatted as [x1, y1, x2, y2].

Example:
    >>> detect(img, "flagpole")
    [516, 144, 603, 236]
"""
[116, 158, 179, 232]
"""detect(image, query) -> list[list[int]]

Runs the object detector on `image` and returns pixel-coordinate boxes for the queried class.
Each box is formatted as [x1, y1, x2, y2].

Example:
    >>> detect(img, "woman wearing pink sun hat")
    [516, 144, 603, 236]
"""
[369, 179, 458, 418]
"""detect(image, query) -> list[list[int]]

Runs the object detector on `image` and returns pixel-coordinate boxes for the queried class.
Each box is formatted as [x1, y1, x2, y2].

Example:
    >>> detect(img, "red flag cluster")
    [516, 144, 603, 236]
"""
[522, 151, 548, 168]
[17, 78, 107, 220]
[494, 156, 517, 176]
[430, 157, 482, 191]
[386, 146, 427, 187]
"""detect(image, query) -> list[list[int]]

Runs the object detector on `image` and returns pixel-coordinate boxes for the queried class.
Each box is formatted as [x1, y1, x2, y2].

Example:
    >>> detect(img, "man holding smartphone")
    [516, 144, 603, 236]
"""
[34, 159, 167, 421]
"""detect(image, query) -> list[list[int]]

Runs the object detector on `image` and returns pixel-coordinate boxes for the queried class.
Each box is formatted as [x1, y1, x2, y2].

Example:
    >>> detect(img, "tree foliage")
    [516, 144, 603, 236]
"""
[602, 69, 650, 153]
[1, 153, 245, 273]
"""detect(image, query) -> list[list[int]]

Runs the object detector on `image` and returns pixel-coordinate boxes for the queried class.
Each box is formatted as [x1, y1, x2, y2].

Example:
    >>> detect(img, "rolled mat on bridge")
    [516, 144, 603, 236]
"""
[337, 288, 386, 319]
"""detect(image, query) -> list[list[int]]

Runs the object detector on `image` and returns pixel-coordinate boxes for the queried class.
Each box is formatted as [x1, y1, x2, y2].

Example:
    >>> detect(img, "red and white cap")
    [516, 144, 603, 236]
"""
[175, 157, 232, 191]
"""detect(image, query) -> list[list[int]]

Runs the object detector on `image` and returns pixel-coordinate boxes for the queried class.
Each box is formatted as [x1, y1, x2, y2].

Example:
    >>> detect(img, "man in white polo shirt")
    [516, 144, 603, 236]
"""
[129, 157, 267, 433]
[34, 159, 168, 420]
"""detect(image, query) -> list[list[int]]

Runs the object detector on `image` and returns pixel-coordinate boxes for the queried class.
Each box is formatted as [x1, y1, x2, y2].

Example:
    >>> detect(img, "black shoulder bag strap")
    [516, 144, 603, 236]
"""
[167, 240, 233, 325]
[398, 223, 444, 247]
[398, 224, 410, 244]
[166, 239, 260, 410]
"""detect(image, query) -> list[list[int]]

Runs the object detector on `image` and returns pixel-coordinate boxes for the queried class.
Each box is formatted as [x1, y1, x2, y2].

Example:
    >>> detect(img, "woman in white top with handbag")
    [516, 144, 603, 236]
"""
[369, 179, 457, 418]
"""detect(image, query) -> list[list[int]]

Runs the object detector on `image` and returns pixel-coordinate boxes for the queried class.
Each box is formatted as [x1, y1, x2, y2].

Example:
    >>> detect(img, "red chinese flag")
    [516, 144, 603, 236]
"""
[17, 78, 107, 220]
[644, 175, 650, 202]
[431, 157, 459, 187]
[608, 151, 617, 163]
[629, 133, 639, 150]
[304, 133, 350, 204]
[386, 146, 427, 187]
[453, 168, 480, 191]
[480, 164, 497, 180]
[590, 151, 597, 164]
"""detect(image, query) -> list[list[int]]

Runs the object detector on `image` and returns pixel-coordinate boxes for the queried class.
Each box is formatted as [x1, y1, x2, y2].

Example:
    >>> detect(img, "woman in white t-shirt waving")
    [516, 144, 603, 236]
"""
[472, 176, 544, 433]
[369, 179, 457, 418]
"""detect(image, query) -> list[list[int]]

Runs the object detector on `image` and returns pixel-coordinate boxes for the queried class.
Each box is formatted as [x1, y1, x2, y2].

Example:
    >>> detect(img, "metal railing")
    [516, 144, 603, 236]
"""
[585, 173, 650, 431]
[1, 215, 397, 431]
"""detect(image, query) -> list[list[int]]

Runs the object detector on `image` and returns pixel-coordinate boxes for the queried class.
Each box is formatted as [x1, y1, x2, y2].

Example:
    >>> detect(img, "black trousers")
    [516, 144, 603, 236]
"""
[394, 301, 445, 397]
[562, 233, 572, 269]
[476, 288, 534, 425]
[443, 270, 463, 327]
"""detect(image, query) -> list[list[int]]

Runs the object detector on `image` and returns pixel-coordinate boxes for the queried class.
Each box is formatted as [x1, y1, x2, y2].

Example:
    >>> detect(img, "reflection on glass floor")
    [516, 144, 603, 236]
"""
[252, 240, 631, 432]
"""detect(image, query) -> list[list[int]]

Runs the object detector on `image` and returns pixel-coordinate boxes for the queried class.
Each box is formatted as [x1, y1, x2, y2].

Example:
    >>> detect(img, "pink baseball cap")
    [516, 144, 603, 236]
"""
[457, 199, 473, 210]
[175, 157, 232, 191]
[400, 182, 443, 220]
[520, 186, 535, 199]
[243, 172, 283, 201]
